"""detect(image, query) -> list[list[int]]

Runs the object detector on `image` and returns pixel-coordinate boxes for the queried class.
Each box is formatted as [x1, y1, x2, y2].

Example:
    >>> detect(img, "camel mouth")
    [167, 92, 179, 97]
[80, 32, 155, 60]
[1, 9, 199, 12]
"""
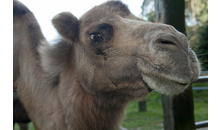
[141, 73, 191, 95]
[143, 81, 153, 92]
[176, 82, 189, 86]
[142, 74, 190, 86]
[136, 57, 193, 95]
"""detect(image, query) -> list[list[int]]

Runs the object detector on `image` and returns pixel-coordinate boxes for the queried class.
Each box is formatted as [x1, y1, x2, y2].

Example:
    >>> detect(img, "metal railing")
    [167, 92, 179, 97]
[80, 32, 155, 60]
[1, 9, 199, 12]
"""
[193, 75, 208, 128]
[195, 120, 208, 128]
[194, 75, 208, 83]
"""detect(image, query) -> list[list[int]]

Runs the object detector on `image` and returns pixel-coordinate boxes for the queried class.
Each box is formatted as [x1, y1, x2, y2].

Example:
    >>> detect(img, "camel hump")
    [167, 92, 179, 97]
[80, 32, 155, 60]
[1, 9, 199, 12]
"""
[13, 0, 31, 15]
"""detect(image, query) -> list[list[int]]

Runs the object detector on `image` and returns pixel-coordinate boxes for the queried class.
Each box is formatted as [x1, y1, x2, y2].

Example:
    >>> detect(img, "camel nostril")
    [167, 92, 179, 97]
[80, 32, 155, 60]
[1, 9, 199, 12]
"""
[160, 40, 176, 45]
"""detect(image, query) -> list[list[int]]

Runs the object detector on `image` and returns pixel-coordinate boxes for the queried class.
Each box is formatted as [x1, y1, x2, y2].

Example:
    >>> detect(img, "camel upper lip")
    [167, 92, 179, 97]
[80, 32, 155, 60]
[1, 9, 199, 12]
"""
[176, 82, 189, 86]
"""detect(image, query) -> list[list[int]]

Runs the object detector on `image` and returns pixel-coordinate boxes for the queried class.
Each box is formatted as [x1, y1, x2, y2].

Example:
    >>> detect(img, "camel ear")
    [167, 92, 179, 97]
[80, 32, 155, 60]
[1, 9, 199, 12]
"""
[52, 12, 79, 41]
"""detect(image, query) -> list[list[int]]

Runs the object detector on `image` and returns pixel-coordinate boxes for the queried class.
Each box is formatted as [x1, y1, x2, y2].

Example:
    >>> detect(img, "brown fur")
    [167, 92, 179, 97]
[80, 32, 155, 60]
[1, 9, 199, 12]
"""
[13, 0, 200, 130]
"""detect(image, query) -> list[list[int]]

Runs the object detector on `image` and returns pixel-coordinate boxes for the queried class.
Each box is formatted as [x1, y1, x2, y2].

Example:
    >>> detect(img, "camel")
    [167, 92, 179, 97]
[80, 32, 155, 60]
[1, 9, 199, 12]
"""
[13, 0, 200, 130]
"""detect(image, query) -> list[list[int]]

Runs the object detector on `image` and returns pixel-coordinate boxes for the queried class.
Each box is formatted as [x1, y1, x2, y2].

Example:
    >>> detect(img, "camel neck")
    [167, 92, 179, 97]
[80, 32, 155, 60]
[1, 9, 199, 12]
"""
[57, 77, 128, 130]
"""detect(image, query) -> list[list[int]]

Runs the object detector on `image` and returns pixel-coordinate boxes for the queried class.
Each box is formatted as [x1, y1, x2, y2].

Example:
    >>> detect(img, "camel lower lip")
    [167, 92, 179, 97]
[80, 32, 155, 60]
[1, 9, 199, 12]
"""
[141, 73, 191, 95]
[176, 82, 188, 86]
[143, 81, 153, 92]
[143, 74, 189, 87]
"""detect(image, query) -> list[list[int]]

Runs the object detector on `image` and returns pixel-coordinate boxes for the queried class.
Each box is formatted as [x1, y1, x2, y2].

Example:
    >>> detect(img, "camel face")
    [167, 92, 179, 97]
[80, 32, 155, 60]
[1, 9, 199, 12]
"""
[53, 1, 200, 98]
[135, 23, 200, 95]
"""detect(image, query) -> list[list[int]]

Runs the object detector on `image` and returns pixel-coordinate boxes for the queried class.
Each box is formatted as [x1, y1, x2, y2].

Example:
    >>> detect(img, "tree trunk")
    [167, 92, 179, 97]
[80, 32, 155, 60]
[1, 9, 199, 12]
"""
[162, 0, 186, 34]
[155, 0, 163, 23]
[191, 0, 199, 43]
[155, 0, 196, 129]
[138, 100, 147, 112]
[161, 87, 196, 130]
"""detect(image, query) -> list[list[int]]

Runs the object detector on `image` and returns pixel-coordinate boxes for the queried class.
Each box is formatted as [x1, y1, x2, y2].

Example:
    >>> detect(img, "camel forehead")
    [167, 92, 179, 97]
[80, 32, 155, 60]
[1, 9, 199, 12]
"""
[79, 1, 132, 27]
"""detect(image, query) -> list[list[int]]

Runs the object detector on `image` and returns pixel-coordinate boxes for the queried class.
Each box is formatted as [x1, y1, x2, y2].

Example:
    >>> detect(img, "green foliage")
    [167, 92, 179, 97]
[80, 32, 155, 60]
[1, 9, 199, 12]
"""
[122, 83, 208, 129]
[195, 22, 208, 70]
[14, 122, 35, 130]
[141, 0, 155, 22]
[122, 93, 164, 130]
[185, 0, 208, 25]
[145, 9, 156, 22]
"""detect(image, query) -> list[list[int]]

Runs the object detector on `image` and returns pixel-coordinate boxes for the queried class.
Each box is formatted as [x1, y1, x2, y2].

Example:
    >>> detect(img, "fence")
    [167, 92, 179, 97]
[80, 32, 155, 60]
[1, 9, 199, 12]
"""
[138, 75, 208, 110]
[138, 75, 208, 129]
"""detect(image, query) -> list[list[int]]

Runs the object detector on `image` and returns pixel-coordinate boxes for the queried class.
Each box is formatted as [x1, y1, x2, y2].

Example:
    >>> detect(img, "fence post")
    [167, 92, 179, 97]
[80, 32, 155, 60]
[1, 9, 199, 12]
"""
[161, 85, 196, 130]
[138, 99, 147, 112]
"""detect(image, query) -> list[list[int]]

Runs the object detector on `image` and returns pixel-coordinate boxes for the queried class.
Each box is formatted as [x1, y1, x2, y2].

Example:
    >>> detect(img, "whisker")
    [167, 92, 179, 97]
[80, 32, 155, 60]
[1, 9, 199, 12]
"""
[179, 92, 188, 100]
[187, 32, 193, 40]
[195, 53, 208, 56]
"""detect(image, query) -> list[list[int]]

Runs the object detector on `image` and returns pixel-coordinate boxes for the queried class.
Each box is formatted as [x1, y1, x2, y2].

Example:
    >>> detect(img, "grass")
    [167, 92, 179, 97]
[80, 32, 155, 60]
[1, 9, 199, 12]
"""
[14, 82, 208, 130]
[122, 92, 164, 130]
[14, 122, 35, 130]
[121, 82, 208, 130]
[192, 82, 208, 122]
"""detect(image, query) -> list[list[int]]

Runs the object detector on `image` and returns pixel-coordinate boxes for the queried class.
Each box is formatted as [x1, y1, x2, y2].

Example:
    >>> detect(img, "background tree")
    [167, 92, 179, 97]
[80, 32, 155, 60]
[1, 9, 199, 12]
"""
[141, 0, 156, 22]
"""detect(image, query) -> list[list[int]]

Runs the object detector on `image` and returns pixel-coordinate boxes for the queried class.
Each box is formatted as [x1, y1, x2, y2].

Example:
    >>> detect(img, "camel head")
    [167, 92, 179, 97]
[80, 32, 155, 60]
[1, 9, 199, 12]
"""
[51, 1, 200, 99]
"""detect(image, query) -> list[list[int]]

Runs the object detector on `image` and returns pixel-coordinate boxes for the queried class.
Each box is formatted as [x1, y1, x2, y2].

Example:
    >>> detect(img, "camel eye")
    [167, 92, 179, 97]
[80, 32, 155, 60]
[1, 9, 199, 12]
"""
[90, 33, 102, 42]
